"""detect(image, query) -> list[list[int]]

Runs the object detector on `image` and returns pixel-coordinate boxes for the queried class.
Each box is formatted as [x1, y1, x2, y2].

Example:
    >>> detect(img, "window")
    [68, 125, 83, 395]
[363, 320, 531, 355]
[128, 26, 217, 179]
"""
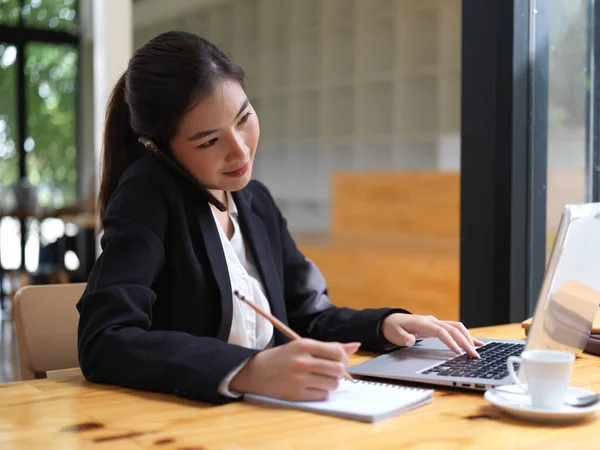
[25, 42, 78, 207]
[546, 0, 590, 253]
[461, 0, 600, 326]
[0, 0, 79, 271]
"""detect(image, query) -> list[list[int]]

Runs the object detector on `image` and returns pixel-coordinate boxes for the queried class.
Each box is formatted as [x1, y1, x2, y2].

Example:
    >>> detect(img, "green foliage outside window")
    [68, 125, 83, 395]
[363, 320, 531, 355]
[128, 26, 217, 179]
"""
[0, 0, 78, 209]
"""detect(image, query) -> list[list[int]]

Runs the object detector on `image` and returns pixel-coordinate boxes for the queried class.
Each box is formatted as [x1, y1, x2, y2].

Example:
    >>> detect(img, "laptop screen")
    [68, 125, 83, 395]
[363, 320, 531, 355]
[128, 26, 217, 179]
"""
[526, 203, 600, 355]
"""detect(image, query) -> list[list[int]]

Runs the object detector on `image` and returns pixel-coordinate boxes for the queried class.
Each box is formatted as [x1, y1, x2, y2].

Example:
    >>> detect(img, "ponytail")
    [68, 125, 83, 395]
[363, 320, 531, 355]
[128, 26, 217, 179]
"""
[97, 72, 144, 221]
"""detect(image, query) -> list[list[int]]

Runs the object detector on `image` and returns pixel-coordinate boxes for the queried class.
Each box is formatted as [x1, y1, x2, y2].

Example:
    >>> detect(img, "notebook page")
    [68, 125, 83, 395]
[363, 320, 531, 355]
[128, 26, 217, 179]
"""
[245, 379, 434, 423]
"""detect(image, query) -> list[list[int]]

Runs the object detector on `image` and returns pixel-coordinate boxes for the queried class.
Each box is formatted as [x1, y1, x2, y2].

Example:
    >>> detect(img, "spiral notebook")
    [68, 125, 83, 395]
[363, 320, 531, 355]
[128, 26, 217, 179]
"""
[244, 379, 434, 423]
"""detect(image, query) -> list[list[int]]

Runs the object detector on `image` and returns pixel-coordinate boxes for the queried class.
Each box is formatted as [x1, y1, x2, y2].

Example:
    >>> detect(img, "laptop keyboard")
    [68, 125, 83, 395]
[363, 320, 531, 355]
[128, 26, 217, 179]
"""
[421, 342, 524, 380]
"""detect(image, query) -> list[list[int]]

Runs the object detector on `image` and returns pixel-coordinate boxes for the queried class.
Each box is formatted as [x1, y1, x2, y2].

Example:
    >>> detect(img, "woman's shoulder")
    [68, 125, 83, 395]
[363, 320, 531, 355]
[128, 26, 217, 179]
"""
[242, 179, 278, 209]
[237, 179, 287, 227]
[120, 154, 175, 187]
[111, 155, 182, 203]
[105, 155, 177, 222]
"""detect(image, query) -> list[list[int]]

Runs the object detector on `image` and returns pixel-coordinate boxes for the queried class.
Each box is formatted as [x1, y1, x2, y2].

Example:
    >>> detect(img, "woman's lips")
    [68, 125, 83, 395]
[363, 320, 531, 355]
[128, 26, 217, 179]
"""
[223, 161, 250, 178]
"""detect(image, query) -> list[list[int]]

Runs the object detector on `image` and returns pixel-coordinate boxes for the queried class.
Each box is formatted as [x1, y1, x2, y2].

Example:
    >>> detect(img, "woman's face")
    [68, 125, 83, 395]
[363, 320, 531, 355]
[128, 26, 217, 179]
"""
[170, 79, 259, 194]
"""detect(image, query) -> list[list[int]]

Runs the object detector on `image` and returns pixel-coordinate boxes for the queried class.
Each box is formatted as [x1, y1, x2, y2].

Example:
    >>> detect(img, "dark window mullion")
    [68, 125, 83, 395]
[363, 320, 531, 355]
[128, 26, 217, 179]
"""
[17, 0, 26, 269]
[0, 25, 79, 44]
[461, 0, 547, 327]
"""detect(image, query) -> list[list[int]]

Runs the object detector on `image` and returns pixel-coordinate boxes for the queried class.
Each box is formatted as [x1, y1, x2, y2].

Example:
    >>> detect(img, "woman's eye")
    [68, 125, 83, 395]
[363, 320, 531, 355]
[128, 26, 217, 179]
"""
[196, 112, 251, 148]
[198, 138, 218, 149]
[238, 112, 252, 125]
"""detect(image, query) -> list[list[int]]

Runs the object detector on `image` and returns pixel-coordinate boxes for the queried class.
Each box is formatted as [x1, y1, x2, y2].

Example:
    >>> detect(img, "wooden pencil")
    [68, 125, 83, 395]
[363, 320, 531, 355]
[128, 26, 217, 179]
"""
[234, 290, 355, 382]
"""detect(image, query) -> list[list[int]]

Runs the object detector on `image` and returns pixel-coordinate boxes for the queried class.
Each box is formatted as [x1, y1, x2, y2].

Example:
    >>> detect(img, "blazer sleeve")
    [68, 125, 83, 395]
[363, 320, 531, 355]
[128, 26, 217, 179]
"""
[76, 172, 258, 405]
[252, 182, 409, 353]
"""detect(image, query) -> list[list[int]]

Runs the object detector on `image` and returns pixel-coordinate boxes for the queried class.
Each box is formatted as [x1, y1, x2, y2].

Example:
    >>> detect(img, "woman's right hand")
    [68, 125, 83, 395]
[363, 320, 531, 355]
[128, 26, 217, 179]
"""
[230, 339, 361, 401]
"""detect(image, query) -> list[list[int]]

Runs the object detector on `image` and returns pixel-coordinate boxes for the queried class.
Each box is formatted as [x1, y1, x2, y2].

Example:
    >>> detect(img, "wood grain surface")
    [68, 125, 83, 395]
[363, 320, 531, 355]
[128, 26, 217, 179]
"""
[1, 324, 600, 449]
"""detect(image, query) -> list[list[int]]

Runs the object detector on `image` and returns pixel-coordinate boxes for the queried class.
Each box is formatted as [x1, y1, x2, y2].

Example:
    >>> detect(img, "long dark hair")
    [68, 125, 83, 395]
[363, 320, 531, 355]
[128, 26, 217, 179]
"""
[98, 31, 245, 219]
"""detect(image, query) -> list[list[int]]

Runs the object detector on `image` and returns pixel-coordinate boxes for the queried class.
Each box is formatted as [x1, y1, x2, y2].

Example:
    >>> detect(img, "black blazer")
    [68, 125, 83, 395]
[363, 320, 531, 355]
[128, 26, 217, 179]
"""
[77, 155, 405, 404]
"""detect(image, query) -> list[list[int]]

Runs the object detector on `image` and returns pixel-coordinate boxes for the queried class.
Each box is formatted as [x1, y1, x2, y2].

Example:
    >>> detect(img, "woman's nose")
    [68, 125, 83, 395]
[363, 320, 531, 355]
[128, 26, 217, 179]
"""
[226, 132, 249, 161]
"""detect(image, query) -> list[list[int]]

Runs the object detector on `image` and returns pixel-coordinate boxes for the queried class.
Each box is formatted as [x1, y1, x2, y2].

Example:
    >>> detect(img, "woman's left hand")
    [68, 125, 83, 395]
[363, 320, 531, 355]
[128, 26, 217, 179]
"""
[381, 314, 485, 359]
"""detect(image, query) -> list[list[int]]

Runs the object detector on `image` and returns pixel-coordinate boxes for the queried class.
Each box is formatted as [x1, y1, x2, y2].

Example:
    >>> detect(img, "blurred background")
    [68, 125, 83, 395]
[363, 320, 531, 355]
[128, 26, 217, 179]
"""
[0, 0, 593, 382]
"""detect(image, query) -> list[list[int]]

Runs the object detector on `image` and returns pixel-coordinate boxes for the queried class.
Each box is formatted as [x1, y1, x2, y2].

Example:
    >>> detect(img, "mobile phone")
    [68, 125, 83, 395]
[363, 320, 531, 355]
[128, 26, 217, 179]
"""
[138, 136, 227, 211]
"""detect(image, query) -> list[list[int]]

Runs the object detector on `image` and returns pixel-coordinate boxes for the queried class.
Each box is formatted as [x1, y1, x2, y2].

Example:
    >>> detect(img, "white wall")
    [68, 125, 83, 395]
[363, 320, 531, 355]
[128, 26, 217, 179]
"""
[79, 0, 589, 231]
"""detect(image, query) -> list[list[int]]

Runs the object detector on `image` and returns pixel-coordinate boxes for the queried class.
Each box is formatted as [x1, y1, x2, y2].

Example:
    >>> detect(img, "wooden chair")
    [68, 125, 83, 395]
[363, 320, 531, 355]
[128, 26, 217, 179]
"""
[13, 283, 85, 380]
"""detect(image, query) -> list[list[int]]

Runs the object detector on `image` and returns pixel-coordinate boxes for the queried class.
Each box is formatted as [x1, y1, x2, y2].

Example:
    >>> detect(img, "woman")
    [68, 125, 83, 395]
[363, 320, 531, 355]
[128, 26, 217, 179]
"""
[77, 31, 482, 405]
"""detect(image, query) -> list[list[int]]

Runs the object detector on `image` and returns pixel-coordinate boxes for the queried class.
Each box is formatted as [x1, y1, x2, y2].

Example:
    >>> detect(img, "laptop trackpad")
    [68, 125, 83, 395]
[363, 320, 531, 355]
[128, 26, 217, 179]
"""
[350, 338, 459, 376]
[388, 339, 460, 371]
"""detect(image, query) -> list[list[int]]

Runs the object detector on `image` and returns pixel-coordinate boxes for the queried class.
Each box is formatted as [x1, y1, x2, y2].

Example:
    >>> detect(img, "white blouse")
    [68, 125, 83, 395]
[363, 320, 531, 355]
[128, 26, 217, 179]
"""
[212, 193, 274, 396]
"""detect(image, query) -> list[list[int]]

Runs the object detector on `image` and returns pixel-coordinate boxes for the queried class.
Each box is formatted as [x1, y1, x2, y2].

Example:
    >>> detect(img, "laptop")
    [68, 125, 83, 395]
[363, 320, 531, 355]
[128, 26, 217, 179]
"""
[348, 203, 600, 391]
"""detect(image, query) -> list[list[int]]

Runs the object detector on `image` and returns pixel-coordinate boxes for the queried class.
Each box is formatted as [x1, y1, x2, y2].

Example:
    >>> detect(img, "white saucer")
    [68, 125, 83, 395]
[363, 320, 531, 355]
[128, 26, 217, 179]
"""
[484, 384, 600, 423]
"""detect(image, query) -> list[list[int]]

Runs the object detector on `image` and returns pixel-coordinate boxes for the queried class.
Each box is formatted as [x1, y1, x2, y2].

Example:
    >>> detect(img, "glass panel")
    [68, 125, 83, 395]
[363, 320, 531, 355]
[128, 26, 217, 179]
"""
[25, 42, 78, 209]
[23, 0, 78, 32]
[546, 0, 589, 256]
[0, 0, 20, 25]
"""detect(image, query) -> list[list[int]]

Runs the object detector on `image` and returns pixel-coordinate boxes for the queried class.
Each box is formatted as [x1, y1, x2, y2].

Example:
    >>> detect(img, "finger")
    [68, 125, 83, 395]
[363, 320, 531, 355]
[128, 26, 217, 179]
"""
[417, 321, 462, 354]
[308, 358, 347, 379]
[301, 388, 330, 401]
[433, 319, 484, 347]
[385, 324, 416, 347]
[305, 373, 340, 392]
[291, 355, 347, 379]
[445, 321, 475, 347]
[299, 340, 349, 365]
[341, 342, 361, 355]
[435, 321, 479, 358]
[399, 327, 416, 347]
[457, 327, 485, 347]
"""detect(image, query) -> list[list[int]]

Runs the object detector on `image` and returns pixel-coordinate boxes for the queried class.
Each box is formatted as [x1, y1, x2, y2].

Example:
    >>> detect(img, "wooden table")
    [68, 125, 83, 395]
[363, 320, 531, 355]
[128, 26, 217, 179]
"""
[1, 324, 600, 449]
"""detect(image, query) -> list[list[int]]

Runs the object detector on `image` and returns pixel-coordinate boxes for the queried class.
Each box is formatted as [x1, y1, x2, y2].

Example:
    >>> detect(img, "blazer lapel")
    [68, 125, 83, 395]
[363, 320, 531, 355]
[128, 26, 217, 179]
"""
[195, 201, 233, 342]
[233, 190, 290, 340]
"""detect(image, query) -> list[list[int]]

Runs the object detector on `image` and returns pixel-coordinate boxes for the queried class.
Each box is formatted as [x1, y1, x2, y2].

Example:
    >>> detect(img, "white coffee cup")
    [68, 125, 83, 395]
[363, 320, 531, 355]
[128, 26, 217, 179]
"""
[506, 350, 575, 410]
